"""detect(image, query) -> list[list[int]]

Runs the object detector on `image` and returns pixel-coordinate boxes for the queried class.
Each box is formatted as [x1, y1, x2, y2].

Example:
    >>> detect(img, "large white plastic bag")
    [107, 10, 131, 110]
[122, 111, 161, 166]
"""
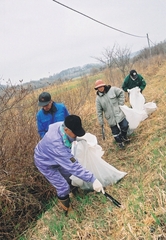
[70, 133, 127, 189]
[120, 105, 148, 130]
[144, 102, 157, 115]
[129, 87, 145, 110]
[120, 87, 148, 131]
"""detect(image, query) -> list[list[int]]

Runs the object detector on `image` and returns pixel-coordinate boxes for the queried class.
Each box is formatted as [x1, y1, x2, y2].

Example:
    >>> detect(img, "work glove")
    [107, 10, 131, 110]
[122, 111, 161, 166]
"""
[93, 179, 105, 194]
[135, 87, 141, 93]
[127, 89, 130, 93]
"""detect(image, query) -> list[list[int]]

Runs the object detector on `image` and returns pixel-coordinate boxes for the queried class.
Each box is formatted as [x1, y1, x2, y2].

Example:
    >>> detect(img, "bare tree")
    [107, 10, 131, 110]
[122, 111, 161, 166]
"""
[112, 45, 133, 78]
[92, 45, 116, 84]
[93, 44, 133, 84]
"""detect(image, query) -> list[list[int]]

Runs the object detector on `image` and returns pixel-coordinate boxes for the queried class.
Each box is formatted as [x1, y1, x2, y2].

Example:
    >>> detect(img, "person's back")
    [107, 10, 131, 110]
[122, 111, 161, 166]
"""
[36, 92, 69, 138]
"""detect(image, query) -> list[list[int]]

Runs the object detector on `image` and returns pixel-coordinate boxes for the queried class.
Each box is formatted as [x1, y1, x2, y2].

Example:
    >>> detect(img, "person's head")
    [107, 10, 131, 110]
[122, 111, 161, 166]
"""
[64, 115, 85, 139]
[130, 70, 138, 80]
[38, 92, 53, 111]
[94, 79, 106, 92]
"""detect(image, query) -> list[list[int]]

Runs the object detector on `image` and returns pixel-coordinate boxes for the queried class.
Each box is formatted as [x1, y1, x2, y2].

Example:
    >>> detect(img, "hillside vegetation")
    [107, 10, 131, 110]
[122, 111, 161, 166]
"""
[23, 55, 166, 240]
[0, 53, 166, 240]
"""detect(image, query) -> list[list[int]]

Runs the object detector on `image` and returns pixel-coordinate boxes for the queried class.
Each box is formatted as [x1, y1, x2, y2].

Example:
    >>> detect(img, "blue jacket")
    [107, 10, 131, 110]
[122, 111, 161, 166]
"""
[36, 102, 69, 138]
[34, 122, 96, 197]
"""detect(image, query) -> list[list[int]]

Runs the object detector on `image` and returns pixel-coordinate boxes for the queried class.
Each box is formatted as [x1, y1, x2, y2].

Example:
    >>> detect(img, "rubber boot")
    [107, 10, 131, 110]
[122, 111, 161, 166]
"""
[70, 185, 79, 196]
[58, 195, 73, 216]
[121, 131, 130, 144]
[114, 135, 125, 149]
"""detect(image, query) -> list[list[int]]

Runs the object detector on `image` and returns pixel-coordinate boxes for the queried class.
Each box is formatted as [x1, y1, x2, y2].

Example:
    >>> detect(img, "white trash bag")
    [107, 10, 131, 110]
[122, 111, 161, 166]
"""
[144, 102, 157, 115]
[70, 133, 127, 189]
[129, 87, 145, 111]
[120, 105, 148, 131]
[120, 87, 157, 133]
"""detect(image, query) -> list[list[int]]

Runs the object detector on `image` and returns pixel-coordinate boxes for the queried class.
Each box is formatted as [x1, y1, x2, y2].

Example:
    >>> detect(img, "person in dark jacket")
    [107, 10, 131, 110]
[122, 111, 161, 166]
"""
[122, 69, 146, 94]
[94, 79, 130, 149]
[34, 115, 104, 215]
[36, 92, 69, 138]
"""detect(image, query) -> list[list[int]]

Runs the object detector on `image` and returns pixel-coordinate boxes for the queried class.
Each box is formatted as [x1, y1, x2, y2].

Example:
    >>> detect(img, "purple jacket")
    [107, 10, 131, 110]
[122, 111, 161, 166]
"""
[34, 122, 96, 197]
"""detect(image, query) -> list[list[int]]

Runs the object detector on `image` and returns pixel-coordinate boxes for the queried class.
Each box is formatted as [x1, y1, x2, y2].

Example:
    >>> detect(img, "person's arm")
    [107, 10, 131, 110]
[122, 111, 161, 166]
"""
[139, 75, 146, 92]
[51, 144, 96, 183]
[36, 112, 46, 138]
[47, 140, 104, 193]
[115, 87, 125, 105]
[96, 98, 104, 126]
[122, 76, 129, 92]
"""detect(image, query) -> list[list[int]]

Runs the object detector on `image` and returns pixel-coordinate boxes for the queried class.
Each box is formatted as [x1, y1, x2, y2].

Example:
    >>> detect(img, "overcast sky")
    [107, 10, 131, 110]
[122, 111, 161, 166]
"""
[1, 0, 166, 84]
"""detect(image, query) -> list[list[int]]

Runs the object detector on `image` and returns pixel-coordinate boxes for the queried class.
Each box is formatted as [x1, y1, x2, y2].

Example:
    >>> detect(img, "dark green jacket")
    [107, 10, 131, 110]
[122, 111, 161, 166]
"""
[122, 74, 146, 92]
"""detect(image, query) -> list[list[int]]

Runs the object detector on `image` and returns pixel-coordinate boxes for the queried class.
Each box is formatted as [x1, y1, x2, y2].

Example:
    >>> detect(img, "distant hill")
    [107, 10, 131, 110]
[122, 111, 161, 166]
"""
[22, 63, 103, 89]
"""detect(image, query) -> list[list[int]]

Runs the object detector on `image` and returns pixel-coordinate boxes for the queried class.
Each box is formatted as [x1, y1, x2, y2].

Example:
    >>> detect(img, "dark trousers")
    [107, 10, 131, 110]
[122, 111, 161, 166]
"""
[110, 118, 129, 143]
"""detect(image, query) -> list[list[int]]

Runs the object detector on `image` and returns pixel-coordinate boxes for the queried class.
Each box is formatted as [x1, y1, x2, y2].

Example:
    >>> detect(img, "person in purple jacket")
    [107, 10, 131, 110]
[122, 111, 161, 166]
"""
[34, 115, 104, 215]
[36, 92, 69, 138]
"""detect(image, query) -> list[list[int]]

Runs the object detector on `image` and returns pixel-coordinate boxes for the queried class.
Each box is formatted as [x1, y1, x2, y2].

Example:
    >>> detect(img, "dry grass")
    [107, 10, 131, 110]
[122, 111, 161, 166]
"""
[22, 56, 166, 240]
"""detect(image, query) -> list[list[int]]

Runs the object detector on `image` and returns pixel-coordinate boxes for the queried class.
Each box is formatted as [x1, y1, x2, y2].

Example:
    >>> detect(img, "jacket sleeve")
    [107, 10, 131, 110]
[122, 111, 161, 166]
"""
[96, 98, 104, 126]
[36, 113, 45, 138]
[64, 105, 70, 117]
[115, 87, 125, 105]
[139, 75, 146, 91]
[48, 143, 96, 183]
[122, 76, 129, 92]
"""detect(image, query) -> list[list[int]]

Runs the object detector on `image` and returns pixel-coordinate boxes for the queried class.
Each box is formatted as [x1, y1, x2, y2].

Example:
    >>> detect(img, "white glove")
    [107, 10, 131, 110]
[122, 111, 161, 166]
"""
[127, 89, 130, 93]
[137, 88, 141, 92]
[93, 179, 105, 194]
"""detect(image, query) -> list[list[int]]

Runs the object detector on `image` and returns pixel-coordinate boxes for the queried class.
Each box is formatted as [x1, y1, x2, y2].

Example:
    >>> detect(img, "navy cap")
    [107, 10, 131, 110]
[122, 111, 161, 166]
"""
[38, 92, 51, 107]
[130, 70, 138, 80]
[64, 115, 85, 137]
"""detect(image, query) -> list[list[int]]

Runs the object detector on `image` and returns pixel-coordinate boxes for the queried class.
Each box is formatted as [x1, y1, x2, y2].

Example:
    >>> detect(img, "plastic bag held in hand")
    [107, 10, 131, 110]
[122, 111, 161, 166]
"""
[93, 179, 105, 194]
[137, 88, 141, 93]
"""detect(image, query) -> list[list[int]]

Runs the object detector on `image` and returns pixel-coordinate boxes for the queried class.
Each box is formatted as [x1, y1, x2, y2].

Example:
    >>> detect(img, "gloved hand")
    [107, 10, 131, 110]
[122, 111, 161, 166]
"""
[127, 89, 130, 93]
[136, 87, 141, 93]
[93, 179, 105, 194]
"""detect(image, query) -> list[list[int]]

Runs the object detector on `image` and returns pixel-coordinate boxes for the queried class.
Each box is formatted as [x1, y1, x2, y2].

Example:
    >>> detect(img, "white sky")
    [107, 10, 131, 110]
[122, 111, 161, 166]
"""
[1, 0, 166, 84]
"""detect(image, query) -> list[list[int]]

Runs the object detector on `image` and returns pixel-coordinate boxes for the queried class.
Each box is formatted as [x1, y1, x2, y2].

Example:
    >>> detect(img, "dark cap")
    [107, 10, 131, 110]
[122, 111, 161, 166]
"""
[130, 70, 138, 80]
[38, 92, 51, 107]
[64, 115, 85, 137]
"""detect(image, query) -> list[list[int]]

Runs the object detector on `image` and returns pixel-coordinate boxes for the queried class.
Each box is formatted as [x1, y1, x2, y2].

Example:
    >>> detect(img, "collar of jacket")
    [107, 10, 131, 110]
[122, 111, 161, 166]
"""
[97, 85, 111, 96]
[60, 124, 72, 148]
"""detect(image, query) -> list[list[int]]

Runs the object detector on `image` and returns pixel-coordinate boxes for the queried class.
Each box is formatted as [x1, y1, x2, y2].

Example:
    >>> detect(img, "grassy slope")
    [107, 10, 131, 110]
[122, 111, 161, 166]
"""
[23, 58, 166, 240]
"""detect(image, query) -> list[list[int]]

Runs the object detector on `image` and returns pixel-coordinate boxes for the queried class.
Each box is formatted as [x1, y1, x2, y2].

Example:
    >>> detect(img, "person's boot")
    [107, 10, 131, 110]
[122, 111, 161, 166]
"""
[118, 142, 125, 149]
[70, 185, 79, 196]
[58, 195, 74, 216]
[122, 136, 130, 144]
[121, 131, 130, 144]
[114, 135, 125, 149]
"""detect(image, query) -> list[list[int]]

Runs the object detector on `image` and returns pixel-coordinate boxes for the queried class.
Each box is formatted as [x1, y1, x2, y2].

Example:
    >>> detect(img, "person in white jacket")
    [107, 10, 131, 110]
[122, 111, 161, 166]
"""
[94, 79, 130, 149]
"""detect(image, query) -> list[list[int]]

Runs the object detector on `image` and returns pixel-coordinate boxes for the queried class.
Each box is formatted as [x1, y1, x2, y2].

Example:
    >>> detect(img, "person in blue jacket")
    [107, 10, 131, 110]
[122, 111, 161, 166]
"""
[34, 115, 104, 215]
[36, 92, 69, 138]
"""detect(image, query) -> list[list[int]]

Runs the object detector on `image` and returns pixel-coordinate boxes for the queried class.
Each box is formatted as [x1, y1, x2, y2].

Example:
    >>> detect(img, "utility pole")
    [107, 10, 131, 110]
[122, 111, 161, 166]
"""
[146, 33, 151, 56]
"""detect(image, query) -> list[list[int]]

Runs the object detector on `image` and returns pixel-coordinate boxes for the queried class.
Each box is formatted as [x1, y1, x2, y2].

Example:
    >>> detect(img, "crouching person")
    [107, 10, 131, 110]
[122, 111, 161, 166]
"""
[34, 114, 104, 216]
